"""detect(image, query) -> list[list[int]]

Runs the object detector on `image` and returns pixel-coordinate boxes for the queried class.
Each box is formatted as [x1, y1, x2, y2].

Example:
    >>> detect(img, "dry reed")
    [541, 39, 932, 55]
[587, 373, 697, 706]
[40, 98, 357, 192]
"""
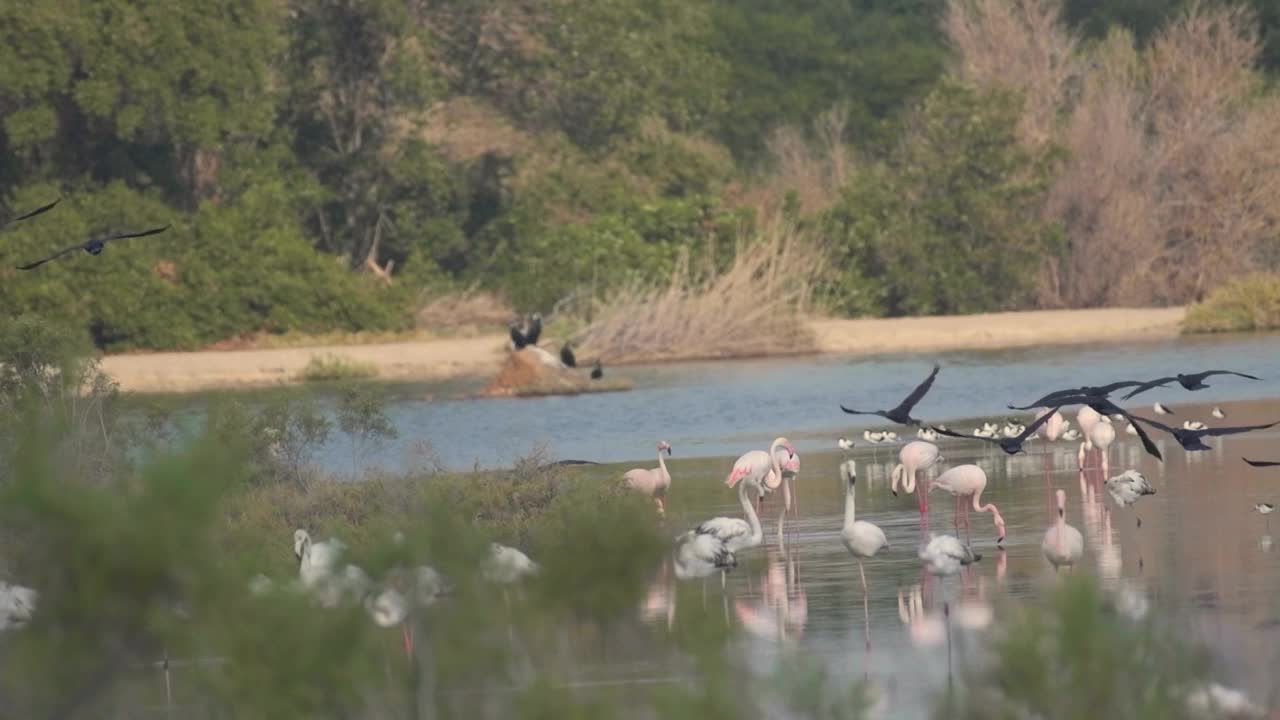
[414, 289, 513, 330]
[737, 104, 856, 217]
[576, 219, 822, 364]
[945, 0, 1280, 308]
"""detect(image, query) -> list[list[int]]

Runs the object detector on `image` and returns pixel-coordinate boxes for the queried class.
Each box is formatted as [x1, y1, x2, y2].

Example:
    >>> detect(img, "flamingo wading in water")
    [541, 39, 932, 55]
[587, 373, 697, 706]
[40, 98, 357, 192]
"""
[727, 437, 797, 516]
[699, 473, 766, 589]
[891, 441, 942, 518]
[929, 465, 1007, 545]
[623, 441, 673, 517]
[840, 459, 888, 650]
[1042, 489, 1084, 573]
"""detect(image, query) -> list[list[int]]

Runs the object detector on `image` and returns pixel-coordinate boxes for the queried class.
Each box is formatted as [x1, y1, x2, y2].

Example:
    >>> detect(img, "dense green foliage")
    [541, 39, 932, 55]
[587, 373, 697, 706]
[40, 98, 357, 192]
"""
[1, 1, 1278, 351]
[822, 82, 1062, 316]
[1182, 273, 1280, 334]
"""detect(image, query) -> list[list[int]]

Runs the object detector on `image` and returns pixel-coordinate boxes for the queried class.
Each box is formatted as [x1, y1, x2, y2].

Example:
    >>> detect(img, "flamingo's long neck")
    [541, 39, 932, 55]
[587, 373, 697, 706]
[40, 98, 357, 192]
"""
[657, 449, 669, 484]
[891, 464, 904, 495]
[844, 481, 857, 532]
[972, 487, 1004, 532]
[738, 481, 763, 545]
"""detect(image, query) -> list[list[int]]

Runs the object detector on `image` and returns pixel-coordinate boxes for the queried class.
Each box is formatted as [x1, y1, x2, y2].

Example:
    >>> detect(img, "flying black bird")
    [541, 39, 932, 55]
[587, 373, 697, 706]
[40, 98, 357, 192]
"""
[1008, 379, 1154, 410]
[1243, 458, 1280, 468]
[840, 365, 941, 427]
[1028, 393, 1165, 461]
[15, 224, 169, 270]
[1121, 370, 1261, 400]
[930, 405, 1063, 455]
[525, 313, 543, 346]
[1, 197, 60, 230]
[1130, 415, 1280, 452]
[590, 359, 603, 380]
[560, 342, 577, 368]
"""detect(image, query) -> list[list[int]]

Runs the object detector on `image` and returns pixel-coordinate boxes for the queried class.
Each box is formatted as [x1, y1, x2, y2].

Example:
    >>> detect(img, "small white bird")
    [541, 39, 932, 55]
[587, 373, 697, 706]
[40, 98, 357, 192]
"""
[1001, 422, 1026, 438]
[1106, 470, 1156, 527]
[1062, 429, 1081, 442]
[1256, 502, 1275, 531]
[1182, 420, 1207, 431]
[1125, 422, 1138, 436]
[973, 426, 997, 439]
[1153, 402, 1173, 415]
[838, 437, 854, 451]
[1185, 682, 1266, 719]
[483, 543, 539, 584]
[916, 427, 939, 442]
[863, 430, 886, 444]
[0, 581, 38, 631]
[919, 535, 981, 577]
[883, 431, 899, 442]
[1211, 406, 1226, 419]
[1042, 489, 1084, 573]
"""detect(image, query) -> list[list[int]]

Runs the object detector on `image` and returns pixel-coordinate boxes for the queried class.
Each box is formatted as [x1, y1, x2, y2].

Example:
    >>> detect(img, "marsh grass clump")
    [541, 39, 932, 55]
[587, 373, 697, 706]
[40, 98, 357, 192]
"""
[577, 218, 822, 364]
[940, 575, 1208, 720]
[1183, 274, 1280, 334]
[297, 353, 380, 382]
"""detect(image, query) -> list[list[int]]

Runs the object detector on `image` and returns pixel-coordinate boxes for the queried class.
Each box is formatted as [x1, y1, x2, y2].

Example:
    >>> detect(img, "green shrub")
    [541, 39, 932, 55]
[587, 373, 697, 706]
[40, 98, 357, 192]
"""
[1182, 274, 1280, 334]
[296, 353, 379, 383]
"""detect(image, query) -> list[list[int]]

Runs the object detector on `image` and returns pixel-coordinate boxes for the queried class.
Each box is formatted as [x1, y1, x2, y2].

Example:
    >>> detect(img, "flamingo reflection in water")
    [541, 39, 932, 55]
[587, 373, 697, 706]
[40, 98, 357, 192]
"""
[733, 547, 807, 643]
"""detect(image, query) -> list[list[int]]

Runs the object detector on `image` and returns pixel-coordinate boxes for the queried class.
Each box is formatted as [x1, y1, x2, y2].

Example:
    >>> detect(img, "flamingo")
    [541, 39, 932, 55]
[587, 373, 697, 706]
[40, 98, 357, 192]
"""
[726, 436, 796, 515]
[841, 460, 888, 649]
[929, 465, 1007, 545]
[0, 581, 37, 631]
[699, 475, 765, 588]
[673, 531, 736, 581]
[1076, 406, 1102, 469]
[1042, 489, 1084, 573]
[1087, 418, 1116, 477]
[484, 543, 539, 584]
[623, 441, 673, 517]
[1105, 470, 1156, 527]
[293, 529, 372, 608]
[919, 535, 981, 576]
[366, 575, 415, 658]
[774, 444, 800, 517]
[1037, 408, 1067, 442]
[890, 441, 942, 518]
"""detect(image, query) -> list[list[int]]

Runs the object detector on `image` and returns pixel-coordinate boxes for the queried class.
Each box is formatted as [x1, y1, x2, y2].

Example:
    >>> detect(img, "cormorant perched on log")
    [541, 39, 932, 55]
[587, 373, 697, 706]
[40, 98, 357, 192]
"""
[560, 342, 577, 368]
[509, 322, 529, 350]
[590, 360, 603, 380]
[525, 313, 542, 346]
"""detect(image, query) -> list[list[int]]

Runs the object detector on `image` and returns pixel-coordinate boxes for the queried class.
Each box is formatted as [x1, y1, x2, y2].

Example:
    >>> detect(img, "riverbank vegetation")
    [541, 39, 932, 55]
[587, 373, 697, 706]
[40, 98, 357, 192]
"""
[1182, 274, 1280, 334]
[1, 0, 1279, 360]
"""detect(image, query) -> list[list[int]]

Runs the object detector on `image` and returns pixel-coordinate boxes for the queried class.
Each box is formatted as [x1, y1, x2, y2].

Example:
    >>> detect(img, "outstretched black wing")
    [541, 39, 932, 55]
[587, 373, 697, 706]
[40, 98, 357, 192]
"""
[839, 406, 881, 417]
[1121, 377, 1179, 400]
[1010, 380, 1153, 410]
[1014, 405, 1065, 442]
[1, 197, 60, 229]
[1243, 457, 1280, 467]
[1199, 420, 1280, 437]
[1186, 370, 1261, 384]
[890, 364, 941, 416]
[15, 224, 170, 271]
[15, 242, 84, 270]
[930, 425, 1000, 446]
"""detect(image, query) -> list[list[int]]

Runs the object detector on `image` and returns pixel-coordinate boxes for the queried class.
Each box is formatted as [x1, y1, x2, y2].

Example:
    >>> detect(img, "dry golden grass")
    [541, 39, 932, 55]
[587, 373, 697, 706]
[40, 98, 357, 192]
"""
[1183, 274, 1280, 334]
[946, 0, 1280, 308]
[414, 289, 513, 331]
[576, 218, 822, 364]
[736, 104, 856, 217]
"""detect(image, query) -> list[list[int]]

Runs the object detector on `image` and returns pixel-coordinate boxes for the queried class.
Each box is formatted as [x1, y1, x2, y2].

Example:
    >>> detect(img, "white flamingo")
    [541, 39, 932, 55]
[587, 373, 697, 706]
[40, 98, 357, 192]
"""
[623, 440, 673, 517]
[1076, 406, 1102, 469]
[699, 476, 765, 589]
[484, 543, 538, 584]
[773, 444, 801, 517]
[919, 535, 981, 576]
[673, 531, 736, 581]
[1105, 470, 1156, 527]
[929, 465, 1007, 545]
[840, 461, 888, 603]
[293, 529, 372, 607]
[1036, 408, 1067, 442]
[0, 581, 37, 631]
[1042, 489, 1084, 573]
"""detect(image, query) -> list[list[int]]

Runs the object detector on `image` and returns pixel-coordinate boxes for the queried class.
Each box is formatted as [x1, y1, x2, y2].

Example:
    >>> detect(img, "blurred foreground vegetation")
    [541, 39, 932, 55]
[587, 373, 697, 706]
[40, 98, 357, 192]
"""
[2, 1, 1280, 354]
[0, 314, 1261, 718]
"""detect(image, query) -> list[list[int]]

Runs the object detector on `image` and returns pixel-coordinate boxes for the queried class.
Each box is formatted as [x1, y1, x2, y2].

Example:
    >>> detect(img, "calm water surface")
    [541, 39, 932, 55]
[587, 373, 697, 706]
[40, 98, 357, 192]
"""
[308, 331, 1280, 472]
[615, 403, 1280, 718]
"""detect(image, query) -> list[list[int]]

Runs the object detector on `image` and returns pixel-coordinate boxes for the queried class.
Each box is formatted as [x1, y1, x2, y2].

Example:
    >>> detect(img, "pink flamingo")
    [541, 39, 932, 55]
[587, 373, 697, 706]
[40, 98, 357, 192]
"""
[1086, 419, 1116, 478]
[773, 445, 800, 517]
[891, 441, 942, 520]
[623, 441, 673, 517]
[1076, 406, 1102, 469]
[1042, 489, 1084, 573]
[929, 465, 1007, 545]
[726, 436, 796, 501]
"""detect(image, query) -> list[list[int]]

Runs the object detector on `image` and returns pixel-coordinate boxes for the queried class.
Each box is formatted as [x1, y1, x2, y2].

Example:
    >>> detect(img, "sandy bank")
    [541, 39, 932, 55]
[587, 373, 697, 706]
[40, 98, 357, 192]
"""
[809, 307, 1185, 355]
[102, 306, 1185, 393]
